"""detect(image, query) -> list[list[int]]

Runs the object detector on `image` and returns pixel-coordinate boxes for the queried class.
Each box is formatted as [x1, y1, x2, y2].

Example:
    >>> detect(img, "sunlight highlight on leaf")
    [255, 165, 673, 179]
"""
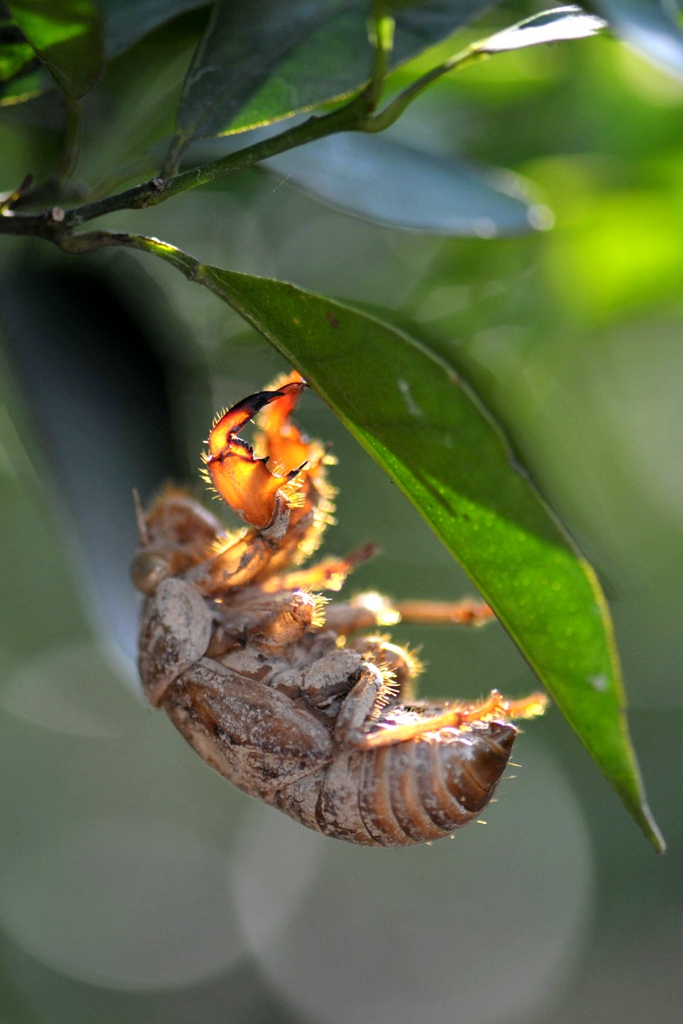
[479, 6, 606, 54]
[185, 261, 664, 854]
[7, 0, 104, 98]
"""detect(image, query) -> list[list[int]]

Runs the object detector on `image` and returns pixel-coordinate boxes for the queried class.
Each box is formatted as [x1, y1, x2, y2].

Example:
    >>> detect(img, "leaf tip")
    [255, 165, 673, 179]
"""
[642, 811, 666, 855]
[627, 784, 666, 854]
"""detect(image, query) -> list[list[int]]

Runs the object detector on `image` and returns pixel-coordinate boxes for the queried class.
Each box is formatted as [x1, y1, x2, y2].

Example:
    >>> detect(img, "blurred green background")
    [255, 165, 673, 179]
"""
[1, 10, 682, 1024]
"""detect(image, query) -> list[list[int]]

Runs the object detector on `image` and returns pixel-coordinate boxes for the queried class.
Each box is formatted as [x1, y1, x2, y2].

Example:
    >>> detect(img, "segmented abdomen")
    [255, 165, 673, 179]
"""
[276, 720, 517, 847]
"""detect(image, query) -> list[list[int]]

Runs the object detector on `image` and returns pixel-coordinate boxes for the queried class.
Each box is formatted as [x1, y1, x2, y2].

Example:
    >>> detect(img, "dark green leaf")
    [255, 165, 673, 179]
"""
[0, 64, 44, 102]
[97, 0, 209, 59]
[0, 19, 35, 82]
[0, 0, 208, 102]
[593, 0, 683, 79]
[175, 0, 497, 144]
[190, 262, 664, 852]
[6, 0, 104, 98]
[265, 133, 543, 236]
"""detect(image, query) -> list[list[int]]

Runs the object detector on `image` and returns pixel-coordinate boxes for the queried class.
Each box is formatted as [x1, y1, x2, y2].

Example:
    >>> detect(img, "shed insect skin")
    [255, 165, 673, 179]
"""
[133, 371, 547, 847]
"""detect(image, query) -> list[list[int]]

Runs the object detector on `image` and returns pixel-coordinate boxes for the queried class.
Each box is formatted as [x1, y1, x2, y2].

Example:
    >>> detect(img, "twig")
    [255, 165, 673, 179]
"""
[0, 21, 477, 251]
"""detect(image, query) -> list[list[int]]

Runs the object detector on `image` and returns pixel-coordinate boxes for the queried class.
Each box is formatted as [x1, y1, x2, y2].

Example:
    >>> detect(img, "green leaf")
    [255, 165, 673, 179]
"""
[192, 262, 664, 852]
[477, 5, 606, 53]
[265, 132, 544, 236]
[0, 64, 45, 103]
[0, 20, 35, 82]
[593, 0, 683, 80]
[96, 0, 209, 59]
[175, 0, 497, 144]
[0, 0, 209, 103]
[6, 0, 104, 98]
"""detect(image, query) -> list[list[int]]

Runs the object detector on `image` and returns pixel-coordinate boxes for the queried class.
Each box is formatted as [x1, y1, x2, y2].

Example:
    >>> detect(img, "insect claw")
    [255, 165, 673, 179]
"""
[204, 379, 313, 530]
[208, 387, 293, 457]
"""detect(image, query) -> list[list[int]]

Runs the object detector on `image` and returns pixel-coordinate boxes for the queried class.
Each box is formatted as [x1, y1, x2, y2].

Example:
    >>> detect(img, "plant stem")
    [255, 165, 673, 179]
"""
[161, 133, 189, 180]
[366, 3, 395, 107]
[0, 88, 373, 240]
[364, 45, 486, 133]
[0, 32, 480, 243]
[49, 231, 207, 293]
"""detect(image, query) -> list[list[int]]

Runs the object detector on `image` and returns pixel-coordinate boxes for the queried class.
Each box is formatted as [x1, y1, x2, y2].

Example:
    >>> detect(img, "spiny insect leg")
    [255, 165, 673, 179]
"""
[205, 381, 307, 529]
[244, 590, 323, 653]
[322, 596, 398, 636]
[260, 544, 378, 595]
[208, 382, 305, 456]
[323, 592, 493, 637]
[346, 634, 421, 702]
[336, 680, 548, 751]
[257, 370, 312, 471]
[182, 529, 275, 595]
[333, 663, 398, 748]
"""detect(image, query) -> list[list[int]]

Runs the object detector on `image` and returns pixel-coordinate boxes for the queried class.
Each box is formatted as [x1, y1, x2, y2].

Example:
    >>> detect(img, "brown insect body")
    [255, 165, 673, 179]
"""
[133, 372, 547, 847]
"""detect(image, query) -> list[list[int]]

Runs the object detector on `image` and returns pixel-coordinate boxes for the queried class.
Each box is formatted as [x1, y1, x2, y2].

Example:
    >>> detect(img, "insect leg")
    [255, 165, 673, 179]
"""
[243, 590, 322, 653]
[259, 544, 378, 595]
[208, 381, 306, 458]
[182, 529, 277, 595]
[333, 662, 398, 748]
[298, 648, 366, 709]
[336, 675, 547, 751]
[205, 381, 307, 530]
[256, 370, 312, 470]
[346, 635, 421, 702]
[393, 598, 494, 627]
[323, 593, 493, 637]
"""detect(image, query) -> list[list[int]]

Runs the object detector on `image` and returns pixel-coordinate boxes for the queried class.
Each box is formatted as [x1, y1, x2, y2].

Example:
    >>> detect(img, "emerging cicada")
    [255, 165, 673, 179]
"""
[132, 372, 547, 847]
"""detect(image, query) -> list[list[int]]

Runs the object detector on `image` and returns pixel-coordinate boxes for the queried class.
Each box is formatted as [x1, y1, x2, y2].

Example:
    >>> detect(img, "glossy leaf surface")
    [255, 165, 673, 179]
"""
[265, 132, 542, 236]
[190, 262, 664, 852]
[479, 5, 606, 53]
[175, 0, 496, 142]
[6, 0, 104, 98]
